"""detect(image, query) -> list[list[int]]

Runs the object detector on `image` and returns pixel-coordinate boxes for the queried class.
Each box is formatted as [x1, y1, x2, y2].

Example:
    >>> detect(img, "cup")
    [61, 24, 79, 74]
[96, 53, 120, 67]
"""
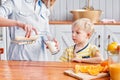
[46, 40, 59, 55]
[108, 45, 120, 80]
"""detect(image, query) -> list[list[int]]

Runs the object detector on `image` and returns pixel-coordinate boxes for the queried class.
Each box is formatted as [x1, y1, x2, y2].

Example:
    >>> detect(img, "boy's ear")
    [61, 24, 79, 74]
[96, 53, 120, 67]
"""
[87, 32, 92, 39]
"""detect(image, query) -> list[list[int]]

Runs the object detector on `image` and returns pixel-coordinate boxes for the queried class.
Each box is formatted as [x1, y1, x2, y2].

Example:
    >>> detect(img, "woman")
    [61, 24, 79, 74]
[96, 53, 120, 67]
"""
[0, 0, 58, 61]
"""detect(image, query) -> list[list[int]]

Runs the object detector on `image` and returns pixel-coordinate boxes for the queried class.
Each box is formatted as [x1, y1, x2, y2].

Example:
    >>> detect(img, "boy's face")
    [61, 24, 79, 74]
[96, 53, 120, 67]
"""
[72, 26, 89, 44]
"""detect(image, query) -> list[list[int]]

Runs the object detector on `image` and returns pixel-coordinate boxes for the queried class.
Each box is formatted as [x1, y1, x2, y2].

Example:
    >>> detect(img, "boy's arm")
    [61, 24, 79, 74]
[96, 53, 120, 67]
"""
[59, 49, 68, 62]
[59, 47, 73, 62]
[82, 46, 103, 63]
[72, 54, 103, 63]
[72, 48, 103, 63]
[81, 51, 103, 63]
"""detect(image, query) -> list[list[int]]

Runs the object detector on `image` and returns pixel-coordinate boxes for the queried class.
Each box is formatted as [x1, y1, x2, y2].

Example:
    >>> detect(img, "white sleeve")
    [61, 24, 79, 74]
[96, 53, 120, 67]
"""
[0, 0, 13, 17]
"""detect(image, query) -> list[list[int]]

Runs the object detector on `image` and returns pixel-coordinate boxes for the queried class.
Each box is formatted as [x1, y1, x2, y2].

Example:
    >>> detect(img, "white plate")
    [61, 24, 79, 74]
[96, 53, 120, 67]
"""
[15, 35, 39, 41]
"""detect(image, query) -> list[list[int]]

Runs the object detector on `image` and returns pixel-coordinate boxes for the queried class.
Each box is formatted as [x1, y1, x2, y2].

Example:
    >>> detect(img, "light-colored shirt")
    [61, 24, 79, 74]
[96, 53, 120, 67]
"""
[60, 43, 100, 62]
[0, 0, 50, 61]
[0, 0, 50, 37]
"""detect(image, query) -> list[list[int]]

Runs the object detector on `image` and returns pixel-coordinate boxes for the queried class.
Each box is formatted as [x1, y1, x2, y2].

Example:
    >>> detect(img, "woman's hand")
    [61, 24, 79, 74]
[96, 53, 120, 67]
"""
[17, 21, 38, 38]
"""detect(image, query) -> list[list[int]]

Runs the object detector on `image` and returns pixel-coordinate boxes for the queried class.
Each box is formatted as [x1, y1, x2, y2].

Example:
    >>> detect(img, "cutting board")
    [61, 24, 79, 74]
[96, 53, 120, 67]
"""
[64, 70, 109, 80]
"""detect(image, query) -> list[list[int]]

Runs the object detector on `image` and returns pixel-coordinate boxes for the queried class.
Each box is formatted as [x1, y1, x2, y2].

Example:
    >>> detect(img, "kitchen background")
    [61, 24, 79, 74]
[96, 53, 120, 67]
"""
[49, 0, 120, 21]
[0, 0, 120, 21]
[0, 0, 120, 60]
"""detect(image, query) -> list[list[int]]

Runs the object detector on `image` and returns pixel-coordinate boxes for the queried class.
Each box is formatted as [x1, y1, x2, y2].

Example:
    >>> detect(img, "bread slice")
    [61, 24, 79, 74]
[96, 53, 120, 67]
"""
[15, 35, 39, 41]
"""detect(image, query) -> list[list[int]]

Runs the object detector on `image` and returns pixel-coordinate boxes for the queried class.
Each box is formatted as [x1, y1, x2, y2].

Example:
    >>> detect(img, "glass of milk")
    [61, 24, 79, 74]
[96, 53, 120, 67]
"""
[44, 33, 59, 55]
[46, 40, 59, 55]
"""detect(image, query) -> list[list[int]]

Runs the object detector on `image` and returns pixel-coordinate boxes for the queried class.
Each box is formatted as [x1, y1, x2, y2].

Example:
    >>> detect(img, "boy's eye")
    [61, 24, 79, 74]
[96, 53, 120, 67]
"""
[76, 32, 80, 34]
[72, 31, 81, 34]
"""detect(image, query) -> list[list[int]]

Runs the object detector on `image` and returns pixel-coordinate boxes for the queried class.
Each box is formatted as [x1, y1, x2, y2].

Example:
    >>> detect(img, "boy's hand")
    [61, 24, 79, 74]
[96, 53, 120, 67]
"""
[71, 58, 82, 63]
[53, 38, 59, 50]
[45, 38, 59, 52]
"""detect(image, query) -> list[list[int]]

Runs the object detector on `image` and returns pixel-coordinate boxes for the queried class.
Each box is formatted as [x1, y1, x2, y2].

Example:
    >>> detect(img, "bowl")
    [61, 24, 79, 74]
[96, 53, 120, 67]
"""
[70, 9, 102, 23]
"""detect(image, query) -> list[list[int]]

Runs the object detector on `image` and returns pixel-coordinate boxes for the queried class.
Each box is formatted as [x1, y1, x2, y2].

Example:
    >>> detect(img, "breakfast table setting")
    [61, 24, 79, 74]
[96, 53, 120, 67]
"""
[0, 60, 110, 80]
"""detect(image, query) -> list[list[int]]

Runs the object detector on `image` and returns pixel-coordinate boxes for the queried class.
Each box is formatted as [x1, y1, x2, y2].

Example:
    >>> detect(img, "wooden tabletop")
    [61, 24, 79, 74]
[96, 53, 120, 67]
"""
[0, 60, 110, 80]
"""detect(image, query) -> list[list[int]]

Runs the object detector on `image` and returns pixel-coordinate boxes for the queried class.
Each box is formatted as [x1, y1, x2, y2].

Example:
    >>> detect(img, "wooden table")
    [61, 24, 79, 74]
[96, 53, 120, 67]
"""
[0, 60, 110, 80]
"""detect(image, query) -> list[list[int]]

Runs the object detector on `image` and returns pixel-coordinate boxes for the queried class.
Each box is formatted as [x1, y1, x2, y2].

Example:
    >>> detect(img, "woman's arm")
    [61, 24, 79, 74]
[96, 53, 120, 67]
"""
[0, 16, 19, 27]
[0, 16, 38, 37]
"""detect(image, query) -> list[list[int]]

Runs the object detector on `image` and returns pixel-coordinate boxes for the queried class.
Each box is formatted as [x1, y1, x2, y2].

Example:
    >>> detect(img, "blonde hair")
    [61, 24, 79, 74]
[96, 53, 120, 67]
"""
[72, 18, 94, 35]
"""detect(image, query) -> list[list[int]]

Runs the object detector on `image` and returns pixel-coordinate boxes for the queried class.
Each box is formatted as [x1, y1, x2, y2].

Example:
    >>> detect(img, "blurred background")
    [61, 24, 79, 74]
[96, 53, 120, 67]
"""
[49, 0, 120, 21]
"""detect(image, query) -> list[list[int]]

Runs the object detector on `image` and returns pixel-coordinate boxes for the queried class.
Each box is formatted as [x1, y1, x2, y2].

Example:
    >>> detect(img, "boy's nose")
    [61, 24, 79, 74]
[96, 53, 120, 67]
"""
[72, 33, 76, 37]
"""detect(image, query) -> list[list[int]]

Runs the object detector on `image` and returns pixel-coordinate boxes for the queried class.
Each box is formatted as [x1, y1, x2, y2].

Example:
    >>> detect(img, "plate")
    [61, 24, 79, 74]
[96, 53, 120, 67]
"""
[15, 35, 39, 41]
[12, 35, 39, 45]
[64, 70, 109, 80]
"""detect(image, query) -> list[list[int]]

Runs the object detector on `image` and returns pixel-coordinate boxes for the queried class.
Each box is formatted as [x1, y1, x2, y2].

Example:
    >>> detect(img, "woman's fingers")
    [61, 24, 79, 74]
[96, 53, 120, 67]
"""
[25, 25, 32, 38]
[32, 27, 38, 35]
[24, 25, 38, 38]
[17, 21, 38, 37]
